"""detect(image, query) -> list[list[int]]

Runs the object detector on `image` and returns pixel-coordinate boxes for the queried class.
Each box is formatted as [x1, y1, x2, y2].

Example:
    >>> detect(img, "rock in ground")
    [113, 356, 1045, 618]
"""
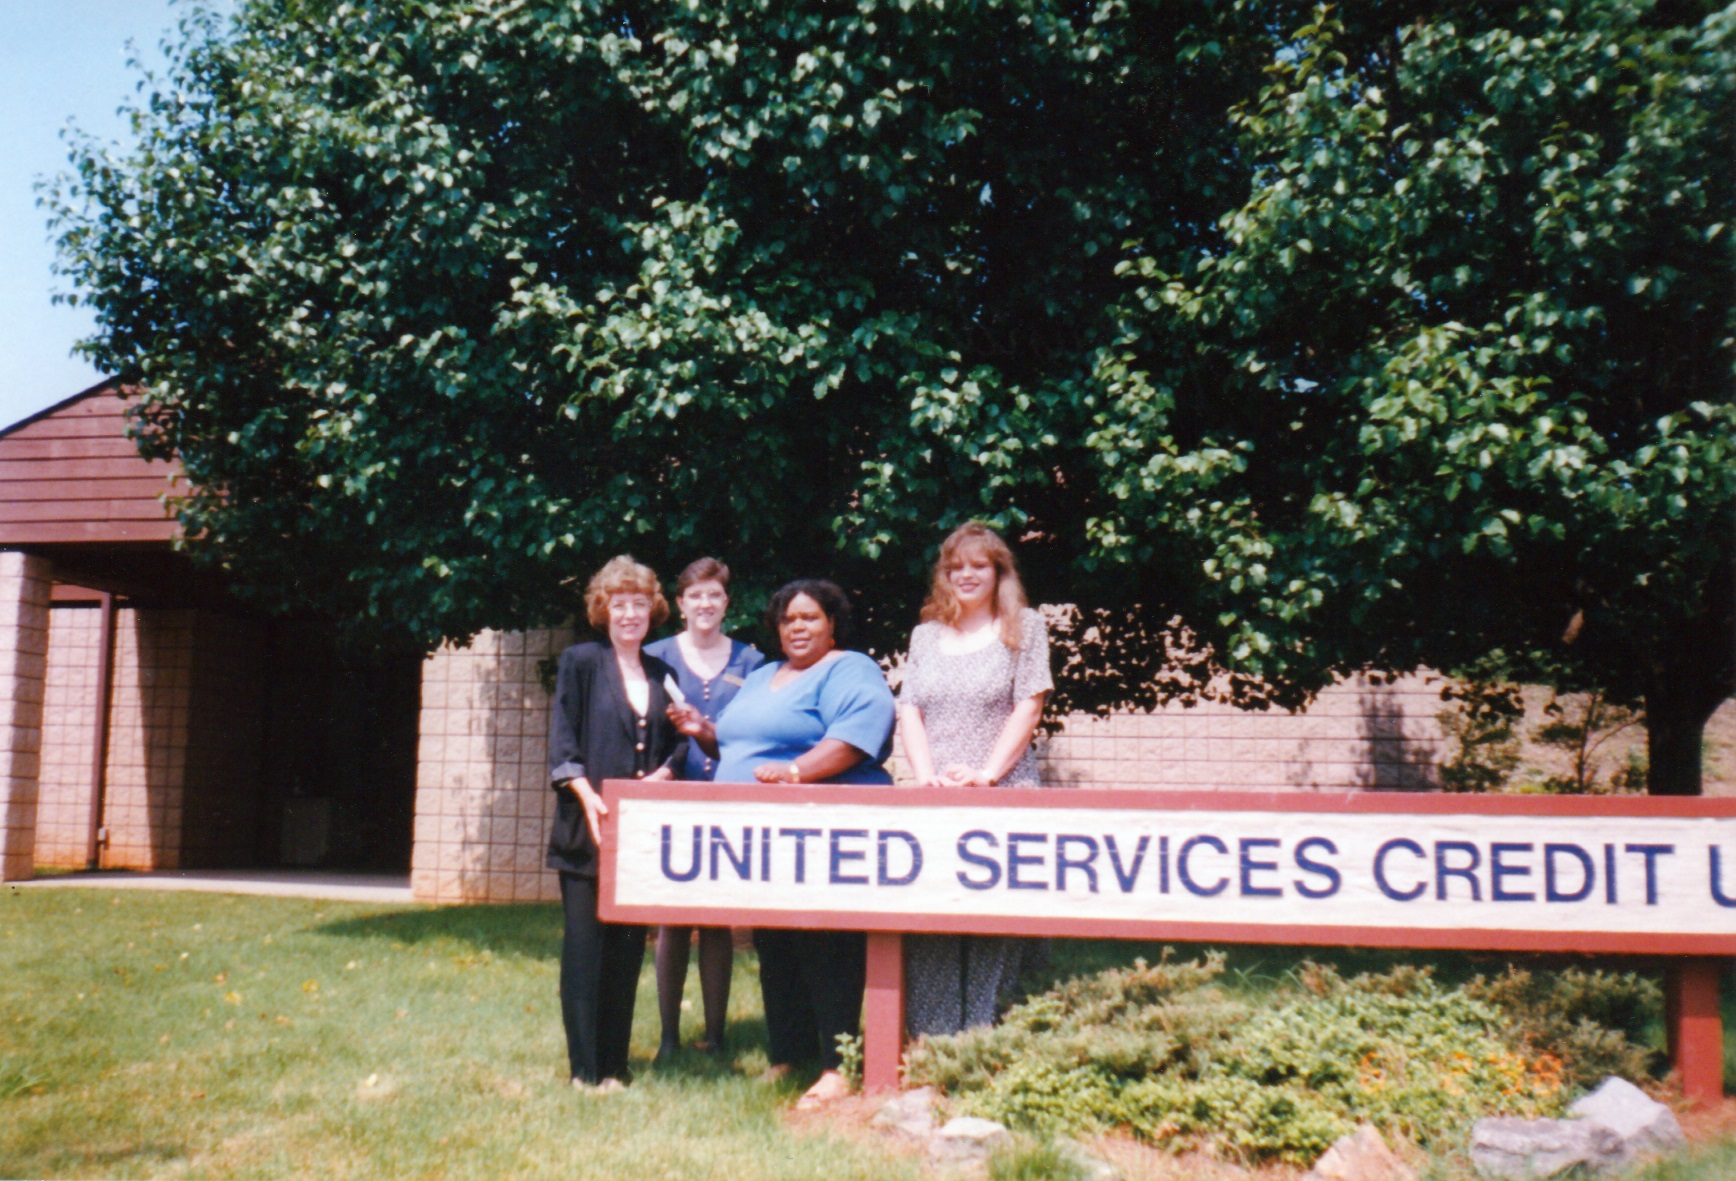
[1469, 1116, 1624, 1179]
[871, 1086, 939, 1140]
[926, 1116, 1011, 1165]
[1568, 1076, 1686, 1172]
[1302, 1124, 1416, 1181]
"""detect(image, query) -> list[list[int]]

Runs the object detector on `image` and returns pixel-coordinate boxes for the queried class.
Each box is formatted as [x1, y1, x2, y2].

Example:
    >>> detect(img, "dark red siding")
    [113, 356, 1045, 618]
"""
[0, 382, 182, 545]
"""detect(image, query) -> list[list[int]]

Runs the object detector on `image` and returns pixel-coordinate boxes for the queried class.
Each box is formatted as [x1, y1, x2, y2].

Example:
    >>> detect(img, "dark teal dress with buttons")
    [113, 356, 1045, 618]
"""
[643, 636, 766, 781]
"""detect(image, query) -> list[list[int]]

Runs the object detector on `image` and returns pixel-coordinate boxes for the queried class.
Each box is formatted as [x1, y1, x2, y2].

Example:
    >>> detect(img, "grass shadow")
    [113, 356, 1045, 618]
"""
[48, 1143, 187, 1173]
[314, 902, 561, 961]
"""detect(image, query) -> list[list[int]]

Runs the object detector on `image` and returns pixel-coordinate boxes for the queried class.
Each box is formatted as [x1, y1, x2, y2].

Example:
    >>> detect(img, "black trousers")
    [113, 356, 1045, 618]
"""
[559, 873, 647, 1083]
[753, 927, 865, 1072]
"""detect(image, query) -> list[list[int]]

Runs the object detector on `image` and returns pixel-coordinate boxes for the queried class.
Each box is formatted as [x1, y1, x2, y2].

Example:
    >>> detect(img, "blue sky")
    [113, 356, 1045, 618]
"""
[0, 1, 227, 429]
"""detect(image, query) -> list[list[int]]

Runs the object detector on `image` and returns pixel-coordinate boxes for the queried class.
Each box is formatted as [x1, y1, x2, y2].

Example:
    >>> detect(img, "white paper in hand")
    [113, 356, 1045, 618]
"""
[662, 674, 688, 707]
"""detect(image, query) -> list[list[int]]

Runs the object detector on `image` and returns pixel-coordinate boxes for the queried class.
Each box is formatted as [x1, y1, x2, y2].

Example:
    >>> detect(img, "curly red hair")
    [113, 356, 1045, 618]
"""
[584, 555, 670, 630]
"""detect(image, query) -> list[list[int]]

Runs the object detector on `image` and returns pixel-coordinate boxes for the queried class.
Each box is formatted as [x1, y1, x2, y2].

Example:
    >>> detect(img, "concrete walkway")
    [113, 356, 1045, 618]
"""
[10, 869, 415, 903]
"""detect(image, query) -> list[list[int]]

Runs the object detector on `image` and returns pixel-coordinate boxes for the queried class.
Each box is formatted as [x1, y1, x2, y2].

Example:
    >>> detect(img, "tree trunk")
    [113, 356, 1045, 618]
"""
[1642, 561, 1734, 795]
[1644, 637, 1730, 796]
[1645, 705, 1707, 796]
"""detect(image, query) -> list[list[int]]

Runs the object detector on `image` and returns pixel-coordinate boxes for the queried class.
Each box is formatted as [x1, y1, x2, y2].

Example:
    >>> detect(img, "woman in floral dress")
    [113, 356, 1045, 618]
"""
[897, 523, 1053, 1037]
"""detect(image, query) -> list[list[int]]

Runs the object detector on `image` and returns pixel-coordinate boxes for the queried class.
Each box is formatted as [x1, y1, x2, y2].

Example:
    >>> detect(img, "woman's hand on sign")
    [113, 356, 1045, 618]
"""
[566, 778, 609, 846]
[942, 764, 992, 787]
[645, 766, 675, 781]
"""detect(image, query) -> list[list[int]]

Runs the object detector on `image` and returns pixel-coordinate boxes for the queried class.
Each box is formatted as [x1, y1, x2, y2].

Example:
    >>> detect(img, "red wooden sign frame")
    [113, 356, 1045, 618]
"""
[598, 782, 1732, 1103]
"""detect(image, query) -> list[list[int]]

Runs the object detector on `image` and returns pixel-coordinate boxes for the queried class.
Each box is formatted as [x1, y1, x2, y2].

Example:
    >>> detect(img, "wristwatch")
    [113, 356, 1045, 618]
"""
[786, 762, 802, 783]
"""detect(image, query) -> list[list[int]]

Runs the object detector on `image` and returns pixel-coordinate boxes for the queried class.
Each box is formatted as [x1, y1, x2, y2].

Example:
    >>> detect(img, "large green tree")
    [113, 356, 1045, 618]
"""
[1090, 1, 1735, 792]
[50, 0, 1298, 683]
[50, 0, 1733, 790]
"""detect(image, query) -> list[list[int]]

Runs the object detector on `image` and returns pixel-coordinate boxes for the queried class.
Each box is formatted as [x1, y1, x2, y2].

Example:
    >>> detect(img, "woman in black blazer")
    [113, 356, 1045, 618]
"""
[547, 555, 687, 1091]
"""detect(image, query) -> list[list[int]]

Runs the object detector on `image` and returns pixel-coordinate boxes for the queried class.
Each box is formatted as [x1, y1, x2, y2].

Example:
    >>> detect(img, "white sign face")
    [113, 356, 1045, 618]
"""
[606, 794, 1736, 949]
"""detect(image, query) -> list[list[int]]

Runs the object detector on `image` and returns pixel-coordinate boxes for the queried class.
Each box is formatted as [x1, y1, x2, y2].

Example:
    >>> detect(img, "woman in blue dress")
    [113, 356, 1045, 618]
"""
[668, 579, 895, 1107]
[643, 557, 765, 1059]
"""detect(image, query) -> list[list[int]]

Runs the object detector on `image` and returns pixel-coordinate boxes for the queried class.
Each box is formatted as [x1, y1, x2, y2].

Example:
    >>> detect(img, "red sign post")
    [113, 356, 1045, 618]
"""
[600, 782, 1734, 1103]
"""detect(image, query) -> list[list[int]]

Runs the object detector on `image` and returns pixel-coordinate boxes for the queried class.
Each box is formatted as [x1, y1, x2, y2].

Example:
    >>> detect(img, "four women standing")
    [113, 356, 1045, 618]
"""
[548, 525, 1050, 1098]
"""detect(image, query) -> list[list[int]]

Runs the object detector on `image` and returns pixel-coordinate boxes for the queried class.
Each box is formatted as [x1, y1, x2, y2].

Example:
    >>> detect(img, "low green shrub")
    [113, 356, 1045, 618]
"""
[835, 1032, 863, 1088]
[907, 953, 1237, 1098]
[906, 953, 1654, 1165]
[1465, 965, 1662, 1090]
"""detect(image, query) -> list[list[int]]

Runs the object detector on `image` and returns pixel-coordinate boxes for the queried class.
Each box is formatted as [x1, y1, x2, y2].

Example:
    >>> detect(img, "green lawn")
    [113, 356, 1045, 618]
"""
[3, 886, 1732, 1180]
[1, 888, 924, 1181]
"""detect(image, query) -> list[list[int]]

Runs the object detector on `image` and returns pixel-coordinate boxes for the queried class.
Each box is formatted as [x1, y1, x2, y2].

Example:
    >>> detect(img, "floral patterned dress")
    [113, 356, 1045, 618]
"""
[897, 608, 1053, 1037]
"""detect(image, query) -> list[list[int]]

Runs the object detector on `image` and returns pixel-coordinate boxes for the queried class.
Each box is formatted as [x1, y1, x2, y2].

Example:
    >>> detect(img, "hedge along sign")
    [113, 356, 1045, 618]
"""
[598, 784, 1736, 954]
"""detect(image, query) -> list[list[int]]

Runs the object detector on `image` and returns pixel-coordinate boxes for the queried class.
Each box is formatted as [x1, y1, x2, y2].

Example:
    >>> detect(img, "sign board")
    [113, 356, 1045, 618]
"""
[600, 783, 1736, 955]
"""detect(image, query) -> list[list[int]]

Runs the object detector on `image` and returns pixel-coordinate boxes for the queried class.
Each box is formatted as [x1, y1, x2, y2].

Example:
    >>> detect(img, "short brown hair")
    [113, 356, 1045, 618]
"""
[584, 555, 670, 629]
[676, 557, 731, 595]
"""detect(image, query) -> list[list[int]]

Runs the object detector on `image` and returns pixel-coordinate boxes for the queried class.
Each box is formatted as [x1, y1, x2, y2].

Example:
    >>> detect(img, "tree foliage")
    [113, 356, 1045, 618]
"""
[49, 0, 1734, 790]
[1090, 0, 1735, 790]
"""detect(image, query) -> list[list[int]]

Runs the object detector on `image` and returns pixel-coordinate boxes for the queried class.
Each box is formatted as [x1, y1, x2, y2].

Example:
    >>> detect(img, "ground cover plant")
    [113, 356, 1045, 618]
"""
[4, 887, 1731, 1179]
[908, 949, 1668, 1165]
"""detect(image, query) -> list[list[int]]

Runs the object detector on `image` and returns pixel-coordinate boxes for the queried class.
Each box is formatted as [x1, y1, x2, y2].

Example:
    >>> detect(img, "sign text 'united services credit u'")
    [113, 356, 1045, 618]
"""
[603, 787, 1736, 946]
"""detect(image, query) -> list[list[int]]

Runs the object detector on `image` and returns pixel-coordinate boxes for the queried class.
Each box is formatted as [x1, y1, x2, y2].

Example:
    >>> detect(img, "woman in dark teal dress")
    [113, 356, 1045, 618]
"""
[643, 557, 764, 1059]
[668, 579, 895, 1107]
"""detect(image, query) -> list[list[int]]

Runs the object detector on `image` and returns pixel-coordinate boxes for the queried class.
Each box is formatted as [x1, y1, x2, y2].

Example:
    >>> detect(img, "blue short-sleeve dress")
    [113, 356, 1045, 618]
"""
[710, 648, 896, 1072]
[643, 636, 765, 781]
[713, 651, 896, 785]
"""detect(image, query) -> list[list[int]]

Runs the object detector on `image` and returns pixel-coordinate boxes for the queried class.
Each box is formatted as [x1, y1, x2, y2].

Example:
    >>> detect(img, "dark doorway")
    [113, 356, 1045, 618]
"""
[255, 623, 423, 873]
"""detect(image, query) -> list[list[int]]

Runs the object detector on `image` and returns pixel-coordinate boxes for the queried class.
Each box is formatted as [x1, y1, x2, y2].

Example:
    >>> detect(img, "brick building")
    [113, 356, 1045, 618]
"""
[3, 381, 1460, 902]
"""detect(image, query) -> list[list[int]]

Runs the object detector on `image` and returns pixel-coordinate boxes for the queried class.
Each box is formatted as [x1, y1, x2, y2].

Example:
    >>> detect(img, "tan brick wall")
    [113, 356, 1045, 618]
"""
[32, 605, 102, 867]
[411, 627, 573, 904]
[409, 633, 1449, 903]
[36, 606, 272, 871]
[1034, 674, 1444, 791]
[0, 551, 50, 881]
[97, 608, 195, 870]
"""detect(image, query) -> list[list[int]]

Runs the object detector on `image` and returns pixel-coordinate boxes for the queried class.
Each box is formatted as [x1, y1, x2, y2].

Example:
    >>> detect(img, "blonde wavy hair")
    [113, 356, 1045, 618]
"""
[919, 523, 1028, 649]
[585, 555, 670, 630]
